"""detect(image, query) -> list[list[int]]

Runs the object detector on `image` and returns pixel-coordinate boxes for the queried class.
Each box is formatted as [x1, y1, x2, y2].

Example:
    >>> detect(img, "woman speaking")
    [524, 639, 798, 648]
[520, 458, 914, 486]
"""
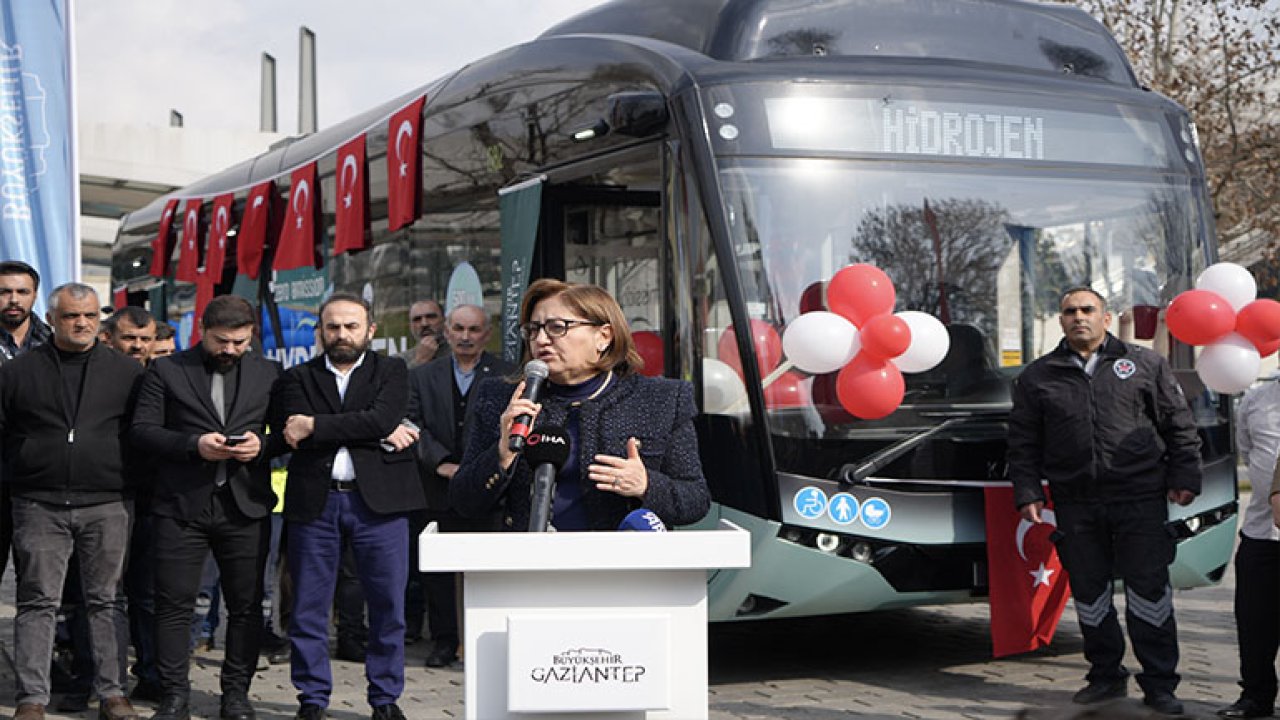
[450, 279, 710, 531]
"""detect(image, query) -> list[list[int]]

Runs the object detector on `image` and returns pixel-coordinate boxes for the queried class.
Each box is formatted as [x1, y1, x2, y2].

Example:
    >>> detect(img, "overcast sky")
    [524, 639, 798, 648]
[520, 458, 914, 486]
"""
[75, 0, 607, 132]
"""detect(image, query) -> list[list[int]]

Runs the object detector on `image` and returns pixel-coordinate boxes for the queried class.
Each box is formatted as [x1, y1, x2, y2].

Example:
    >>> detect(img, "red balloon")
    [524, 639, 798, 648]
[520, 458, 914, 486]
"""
[860, 313, 911, 360]
[835, 354, 905, 420]
[1258, 338, 1280, 358]
[799, 281, 827, 314]
[1235, 299, 1280, 353]
[717, 320, 783, 379]
[1165, 289, 1235, 346]
[763, 370, 811, 409]
[827, 264, 896, 327]
[632, 330, 664, 377]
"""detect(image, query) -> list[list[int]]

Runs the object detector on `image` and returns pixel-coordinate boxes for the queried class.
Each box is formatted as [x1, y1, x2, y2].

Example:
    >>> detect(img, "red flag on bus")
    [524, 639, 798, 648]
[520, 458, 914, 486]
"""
[983, 485, 1071, 658]
[274, 163, 321, 271]
[148, 198, 180, 277]
[334, 134, 370, 255]
[386, 95, 425, 231]
[175, 199, 203, 283]
[189, 271, 216, 347]
[238, 180, 276, 280]
[112, 287, 127, 309]
[205, 193, 235, 281]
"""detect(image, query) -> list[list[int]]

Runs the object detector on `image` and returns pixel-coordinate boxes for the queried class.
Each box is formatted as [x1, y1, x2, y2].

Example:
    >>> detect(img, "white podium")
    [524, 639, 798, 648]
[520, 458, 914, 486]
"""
[419, 520, 750, 719]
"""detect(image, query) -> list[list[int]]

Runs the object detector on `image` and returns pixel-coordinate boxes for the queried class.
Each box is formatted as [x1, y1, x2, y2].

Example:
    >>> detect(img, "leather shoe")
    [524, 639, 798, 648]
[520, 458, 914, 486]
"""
[14, 703, 46, 720]
[1144, 692, 1186, 716]
[425, 645, 457, 668]
[57, 692, 90, 713]
[295, 704, 326, 720]
[150, 695, 191, 720]
[221, 693, 256, 720]
[371, 704, 406, 720]
[99, 696, 142, 720]
[1072, 679, 1127, 704]
[1220, 697, 1275, 718]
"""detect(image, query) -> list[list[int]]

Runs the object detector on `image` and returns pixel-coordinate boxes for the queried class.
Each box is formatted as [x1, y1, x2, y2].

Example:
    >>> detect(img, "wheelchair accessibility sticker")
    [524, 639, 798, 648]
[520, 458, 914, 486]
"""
[793, 487, 828, 519]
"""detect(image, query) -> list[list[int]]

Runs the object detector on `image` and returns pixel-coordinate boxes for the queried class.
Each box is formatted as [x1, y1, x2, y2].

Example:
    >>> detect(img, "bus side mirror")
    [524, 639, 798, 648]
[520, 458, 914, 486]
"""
[606, 91, 668, 138]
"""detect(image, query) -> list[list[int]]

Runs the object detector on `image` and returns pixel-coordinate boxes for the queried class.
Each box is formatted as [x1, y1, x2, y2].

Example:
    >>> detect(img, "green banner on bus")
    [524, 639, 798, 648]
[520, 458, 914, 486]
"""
[499, 177, 544, 364]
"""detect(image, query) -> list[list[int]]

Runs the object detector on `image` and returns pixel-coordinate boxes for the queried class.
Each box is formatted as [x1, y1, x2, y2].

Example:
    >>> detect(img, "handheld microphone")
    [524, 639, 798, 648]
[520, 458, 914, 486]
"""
[617, 509, 667, 532]
[508, 360, 550, 452]
[523, 425, 570, 533]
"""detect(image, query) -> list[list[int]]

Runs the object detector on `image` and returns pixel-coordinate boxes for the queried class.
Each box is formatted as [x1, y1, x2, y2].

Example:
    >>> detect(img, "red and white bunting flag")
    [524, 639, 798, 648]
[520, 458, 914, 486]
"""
[386, 95, 426, 231]
[274, 163, 321, 271]
[238, 181, 276, 280]
[205, 193, 235, 281]
[334, 134, 370, 255]
[174, 199, 203, 282]
[984, 485, 1071, 658]
[148, 198, 180, 277]
[189, 273, 216, 347]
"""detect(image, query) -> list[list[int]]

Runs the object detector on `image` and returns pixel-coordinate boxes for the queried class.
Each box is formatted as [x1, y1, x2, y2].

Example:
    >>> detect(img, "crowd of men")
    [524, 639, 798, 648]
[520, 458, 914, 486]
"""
[0, 259, 504, 720]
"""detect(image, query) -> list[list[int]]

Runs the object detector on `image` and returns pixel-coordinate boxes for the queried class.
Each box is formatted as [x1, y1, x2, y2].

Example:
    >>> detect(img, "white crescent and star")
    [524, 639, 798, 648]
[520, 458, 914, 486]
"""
[184, 209, 198, 249]
[1015, 509, 1058, 588]
[395, 120, 414, 177]
[214, 206, 229, 248]
[340, 154, 359, 209]
[292, 180, 310, 229]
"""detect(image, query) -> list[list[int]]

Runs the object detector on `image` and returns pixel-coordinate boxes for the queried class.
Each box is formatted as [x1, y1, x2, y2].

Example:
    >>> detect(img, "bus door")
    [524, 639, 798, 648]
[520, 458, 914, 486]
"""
[535, 183, 666, 374]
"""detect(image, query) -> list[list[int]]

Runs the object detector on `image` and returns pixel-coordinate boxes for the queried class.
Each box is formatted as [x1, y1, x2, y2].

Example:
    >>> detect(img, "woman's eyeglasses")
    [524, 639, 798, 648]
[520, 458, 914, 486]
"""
[520, 318, 603, 341]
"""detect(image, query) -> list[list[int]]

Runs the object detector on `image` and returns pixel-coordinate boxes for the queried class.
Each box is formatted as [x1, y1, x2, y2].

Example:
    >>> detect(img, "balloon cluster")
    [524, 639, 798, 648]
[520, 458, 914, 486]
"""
[703, 264, 951, 420]
[1166, 262, 1279, 394]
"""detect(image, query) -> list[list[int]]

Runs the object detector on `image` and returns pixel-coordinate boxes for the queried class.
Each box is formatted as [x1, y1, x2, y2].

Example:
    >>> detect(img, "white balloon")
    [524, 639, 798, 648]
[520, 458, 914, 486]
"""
[1196, 262, 1257, 312]
[702, 358, 748, 414]
[1197, 332, 1261, 394]
[782, 311, 860, 374]
[891, 311, 951, 373]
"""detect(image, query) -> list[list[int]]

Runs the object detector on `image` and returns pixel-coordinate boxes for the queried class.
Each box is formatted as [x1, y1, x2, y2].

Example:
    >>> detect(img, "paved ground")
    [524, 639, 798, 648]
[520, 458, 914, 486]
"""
[0, 515, 1248, 720]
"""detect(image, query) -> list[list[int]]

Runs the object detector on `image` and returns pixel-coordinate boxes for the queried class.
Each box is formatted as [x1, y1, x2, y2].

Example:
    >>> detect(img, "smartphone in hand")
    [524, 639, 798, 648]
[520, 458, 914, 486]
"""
[225, 433, 250, 446]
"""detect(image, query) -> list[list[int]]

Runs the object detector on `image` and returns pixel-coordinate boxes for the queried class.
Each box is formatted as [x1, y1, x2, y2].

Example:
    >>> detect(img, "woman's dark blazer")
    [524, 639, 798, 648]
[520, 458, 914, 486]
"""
[450, 372, 711, 531]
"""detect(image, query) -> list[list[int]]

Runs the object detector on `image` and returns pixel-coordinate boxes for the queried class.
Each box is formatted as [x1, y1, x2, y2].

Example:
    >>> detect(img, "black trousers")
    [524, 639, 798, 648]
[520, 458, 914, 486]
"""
[1055, 498, 1180, 697]
[152, 489, 270, 699]
[1234, 535, 1280, 705]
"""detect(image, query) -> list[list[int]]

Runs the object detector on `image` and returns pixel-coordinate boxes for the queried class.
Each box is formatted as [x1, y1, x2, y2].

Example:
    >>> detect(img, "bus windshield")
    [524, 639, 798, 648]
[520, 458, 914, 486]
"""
[710, 155, 1210, 471]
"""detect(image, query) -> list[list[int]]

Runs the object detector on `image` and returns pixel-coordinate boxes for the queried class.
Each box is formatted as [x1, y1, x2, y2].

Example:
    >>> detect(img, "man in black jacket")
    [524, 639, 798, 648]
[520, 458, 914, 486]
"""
[406, 303, 511, 667]
[130, 295, 282, 720]
[273, 292, 424, 720]
[0, 283, 144, 720]
[1008, 287, 1201, 716]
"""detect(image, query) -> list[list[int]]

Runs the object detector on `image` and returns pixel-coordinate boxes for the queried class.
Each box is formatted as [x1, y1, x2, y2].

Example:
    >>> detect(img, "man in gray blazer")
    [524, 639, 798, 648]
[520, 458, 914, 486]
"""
[406, 304, 512, 667]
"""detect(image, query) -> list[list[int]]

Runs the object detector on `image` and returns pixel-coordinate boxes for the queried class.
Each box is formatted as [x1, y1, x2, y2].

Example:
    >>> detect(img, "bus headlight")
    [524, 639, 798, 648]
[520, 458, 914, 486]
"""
[815, 533, 840, 553]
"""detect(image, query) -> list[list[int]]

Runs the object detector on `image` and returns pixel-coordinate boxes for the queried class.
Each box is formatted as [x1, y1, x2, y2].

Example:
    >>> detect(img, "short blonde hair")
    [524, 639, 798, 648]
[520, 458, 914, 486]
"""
[519, 279, 643, 376]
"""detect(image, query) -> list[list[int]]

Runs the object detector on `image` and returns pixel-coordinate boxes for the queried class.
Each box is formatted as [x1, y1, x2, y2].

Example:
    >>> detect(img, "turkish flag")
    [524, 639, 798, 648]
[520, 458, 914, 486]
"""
[206, 193, 235, 282]
[112, 287, 127, 309]
[238, 181, 276, 280]
[386, 95, 426, 231]
[274, 163, 321, 271]
[984, 485, 1071, 658]
[148, 198, 180, 277]
[333, 134, 369, 255]
[189, 272, 216, 347]
[175, 199, 204, 283]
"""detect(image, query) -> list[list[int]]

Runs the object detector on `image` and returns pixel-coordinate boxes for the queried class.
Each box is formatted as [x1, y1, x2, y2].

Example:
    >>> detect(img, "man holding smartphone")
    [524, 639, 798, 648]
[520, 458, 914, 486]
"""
[130, 296, 283, 720]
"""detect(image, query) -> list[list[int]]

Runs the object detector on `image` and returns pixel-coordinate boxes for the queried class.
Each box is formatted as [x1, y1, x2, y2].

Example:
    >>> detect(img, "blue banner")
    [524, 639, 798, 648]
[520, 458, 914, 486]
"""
[0, 0, 78, 314]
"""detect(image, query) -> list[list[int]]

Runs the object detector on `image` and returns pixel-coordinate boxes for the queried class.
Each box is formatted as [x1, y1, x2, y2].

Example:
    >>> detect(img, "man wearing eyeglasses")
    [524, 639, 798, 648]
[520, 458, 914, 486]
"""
[1007, 286, 1201, 716]
[396, 299, 446, 369]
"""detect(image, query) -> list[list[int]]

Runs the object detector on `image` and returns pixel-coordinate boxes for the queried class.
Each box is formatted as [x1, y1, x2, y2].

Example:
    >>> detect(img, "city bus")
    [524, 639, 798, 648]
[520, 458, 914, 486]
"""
[111, 0, 1237, 621]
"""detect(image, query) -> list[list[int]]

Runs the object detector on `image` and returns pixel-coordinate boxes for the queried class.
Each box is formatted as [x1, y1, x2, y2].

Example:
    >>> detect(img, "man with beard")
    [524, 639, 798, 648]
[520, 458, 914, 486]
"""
[0, 283, 144, 720]
[130, 295, 282, 720]
[273, 292, 425, 720]
[396, 298, 446, 369]
[101, 307, 157, 363]
[405, 304, 512, 667]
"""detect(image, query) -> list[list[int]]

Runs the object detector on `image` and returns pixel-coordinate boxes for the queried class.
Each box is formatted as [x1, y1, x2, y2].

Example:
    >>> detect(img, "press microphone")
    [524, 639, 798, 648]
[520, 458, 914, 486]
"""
[617, 509, 667, 532]
[523, 425, 570, 533]
[508, 359, 550, 452]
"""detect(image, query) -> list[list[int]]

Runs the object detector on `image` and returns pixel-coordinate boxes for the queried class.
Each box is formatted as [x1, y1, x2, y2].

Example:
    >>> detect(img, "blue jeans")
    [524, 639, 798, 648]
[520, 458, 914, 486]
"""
[11, 498, 132, 705]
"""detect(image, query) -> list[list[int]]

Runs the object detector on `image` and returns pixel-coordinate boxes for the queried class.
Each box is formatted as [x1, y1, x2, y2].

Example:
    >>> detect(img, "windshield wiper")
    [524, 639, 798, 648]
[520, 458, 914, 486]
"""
[838, 408, 1008, 484]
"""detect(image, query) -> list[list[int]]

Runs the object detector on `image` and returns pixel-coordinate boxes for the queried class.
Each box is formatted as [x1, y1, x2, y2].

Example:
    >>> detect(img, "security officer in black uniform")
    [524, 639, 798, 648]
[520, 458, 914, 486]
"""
[1007, 287, 1201, 716]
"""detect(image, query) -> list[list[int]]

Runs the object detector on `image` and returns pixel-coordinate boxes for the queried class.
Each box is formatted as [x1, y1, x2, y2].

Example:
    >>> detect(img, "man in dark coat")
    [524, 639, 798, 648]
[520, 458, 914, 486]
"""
[1008, 287, 1201, 716]
[406, 304, 512, 667]
[273, 292, 425, 720]
[130, 295, 282, 720]
[0, 283, 144, 720]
